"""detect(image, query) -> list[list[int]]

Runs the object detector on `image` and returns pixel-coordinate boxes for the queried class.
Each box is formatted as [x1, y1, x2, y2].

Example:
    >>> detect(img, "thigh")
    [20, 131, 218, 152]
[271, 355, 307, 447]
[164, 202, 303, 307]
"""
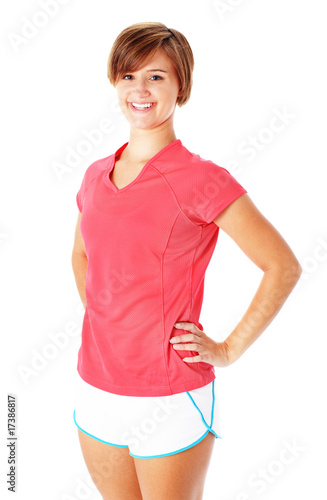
[77, 428, 143, 500]
[133, 431, 216, 500]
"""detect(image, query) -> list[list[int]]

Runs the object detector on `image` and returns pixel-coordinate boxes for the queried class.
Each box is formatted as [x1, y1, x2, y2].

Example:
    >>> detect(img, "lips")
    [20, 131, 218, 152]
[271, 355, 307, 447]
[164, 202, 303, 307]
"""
[128, 102, 156, 113]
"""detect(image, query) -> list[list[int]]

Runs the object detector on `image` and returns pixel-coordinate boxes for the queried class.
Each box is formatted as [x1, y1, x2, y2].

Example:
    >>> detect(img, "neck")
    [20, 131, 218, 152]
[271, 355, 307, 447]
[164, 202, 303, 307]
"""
[121, 123, 177, 164]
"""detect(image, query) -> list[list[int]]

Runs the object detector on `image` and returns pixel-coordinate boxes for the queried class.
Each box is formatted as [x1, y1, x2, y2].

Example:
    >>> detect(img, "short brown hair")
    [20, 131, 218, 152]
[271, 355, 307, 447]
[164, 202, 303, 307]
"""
[107, 22, 194, 107]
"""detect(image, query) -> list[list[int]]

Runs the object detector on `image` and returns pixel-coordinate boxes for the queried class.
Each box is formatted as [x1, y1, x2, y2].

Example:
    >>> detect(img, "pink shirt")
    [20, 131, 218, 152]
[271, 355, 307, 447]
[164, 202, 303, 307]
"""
[76, 139, 247, 396]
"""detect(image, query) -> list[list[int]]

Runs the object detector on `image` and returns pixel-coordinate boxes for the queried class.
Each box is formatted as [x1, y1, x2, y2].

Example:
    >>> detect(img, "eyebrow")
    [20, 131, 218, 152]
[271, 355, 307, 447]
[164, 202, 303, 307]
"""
[146, 69, 168, 73]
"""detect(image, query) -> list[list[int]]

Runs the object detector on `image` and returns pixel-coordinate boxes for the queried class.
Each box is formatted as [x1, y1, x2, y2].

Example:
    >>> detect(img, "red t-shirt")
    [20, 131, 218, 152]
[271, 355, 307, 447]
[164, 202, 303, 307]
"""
[76, 139, 247, 396]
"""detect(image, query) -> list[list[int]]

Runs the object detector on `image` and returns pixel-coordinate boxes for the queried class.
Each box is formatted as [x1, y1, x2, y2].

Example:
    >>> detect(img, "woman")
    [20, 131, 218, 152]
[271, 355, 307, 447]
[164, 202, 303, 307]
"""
[71, 22, 302, 500]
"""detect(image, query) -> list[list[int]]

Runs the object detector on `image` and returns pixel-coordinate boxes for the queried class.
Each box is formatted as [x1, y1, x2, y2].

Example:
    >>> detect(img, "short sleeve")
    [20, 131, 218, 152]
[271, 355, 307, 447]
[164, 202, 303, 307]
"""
[182, 160, 247, 226]
[75, 160, 101, 213]
[75, 155, 113, 213]
[76, 174, 85, 212]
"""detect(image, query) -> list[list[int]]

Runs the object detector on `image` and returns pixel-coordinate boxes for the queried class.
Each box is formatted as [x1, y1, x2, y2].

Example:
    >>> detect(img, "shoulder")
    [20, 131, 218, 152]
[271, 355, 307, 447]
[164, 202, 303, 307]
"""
[153, 140, 234, 183]
[152, 141, 247, 226]
[79, 153, 113, 188]
[184, 144, 233, 176]
[76, 152, 114, 213]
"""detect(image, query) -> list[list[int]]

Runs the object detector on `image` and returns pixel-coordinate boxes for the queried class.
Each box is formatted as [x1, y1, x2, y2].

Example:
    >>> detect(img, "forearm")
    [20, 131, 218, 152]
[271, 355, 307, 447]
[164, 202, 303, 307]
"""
[225, 261, 302, 362]
[71, 252, 88, 309]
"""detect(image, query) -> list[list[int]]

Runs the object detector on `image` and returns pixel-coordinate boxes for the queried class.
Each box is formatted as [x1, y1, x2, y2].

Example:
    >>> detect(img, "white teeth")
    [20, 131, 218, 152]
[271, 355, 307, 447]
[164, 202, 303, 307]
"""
[132, 102, 154, 109]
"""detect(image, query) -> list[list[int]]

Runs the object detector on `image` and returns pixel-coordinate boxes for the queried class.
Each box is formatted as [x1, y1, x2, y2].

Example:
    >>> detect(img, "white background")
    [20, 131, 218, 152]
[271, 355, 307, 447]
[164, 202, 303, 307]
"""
[1, 0, 326, 499]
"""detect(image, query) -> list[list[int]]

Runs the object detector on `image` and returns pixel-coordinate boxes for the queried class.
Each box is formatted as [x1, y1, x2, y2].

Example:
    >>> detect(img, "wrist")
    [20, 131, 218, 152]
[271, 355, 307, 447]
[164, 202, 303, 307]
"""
[213, 339, 241, 367]
[223, 336, 245, 364]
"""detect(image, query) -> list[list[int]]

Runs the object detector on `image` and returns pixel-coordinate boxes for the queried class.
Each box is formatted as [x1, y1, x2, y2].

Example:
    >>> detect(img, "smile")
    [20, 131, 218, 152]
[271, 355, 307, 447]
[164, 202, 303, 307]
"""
[129, 102, 156, 112]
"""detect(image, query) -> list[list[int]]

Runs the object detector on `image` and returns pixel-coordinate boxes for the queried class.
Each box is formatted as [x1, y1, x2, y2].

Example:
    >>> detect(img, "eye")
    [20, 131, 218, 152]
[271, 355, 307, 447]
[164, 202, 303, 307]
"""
[122, 74, 163, 81]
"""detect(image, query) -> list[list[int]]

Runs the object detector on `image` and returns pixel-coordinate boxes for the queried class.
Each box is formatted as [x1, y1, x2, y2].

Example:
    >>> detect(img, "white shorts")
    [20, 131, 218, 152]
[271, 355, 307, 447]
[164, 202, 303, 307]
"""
[73, 372, 222, 459]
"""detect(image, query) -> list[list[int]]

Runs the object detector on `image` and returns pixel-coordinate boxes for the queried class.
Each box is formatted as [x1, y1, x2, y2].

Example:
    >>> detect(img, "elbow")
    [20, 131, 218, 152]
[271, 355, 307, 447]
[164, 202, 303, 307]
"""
[281, 258, 302, 298]
[71, 250, 88, 269]
[268, 255, 302, 288]
[288, 262, 302, 288]
[294, 259, 303, 279]
[286, 255, 302, 283]
[262, 245, 302, 278]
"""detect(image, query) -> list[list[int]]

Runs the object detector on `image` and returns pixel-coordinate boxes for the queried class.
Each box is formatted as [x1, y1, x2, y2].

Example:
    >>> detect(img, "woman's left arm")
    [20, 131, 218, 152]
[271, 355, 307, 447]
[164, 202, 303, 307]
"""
[171, 193, 302, 367]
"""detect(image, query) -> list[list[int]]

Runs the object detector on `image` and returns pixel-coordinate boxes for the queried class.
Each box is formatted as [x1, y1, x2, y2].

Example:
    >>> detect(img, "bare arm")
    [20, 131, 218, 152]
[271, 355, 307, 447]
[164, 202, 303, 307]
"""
[71, 211, 88, 309]
[213, 193, 302, 363]
[171, 193, 302, 367]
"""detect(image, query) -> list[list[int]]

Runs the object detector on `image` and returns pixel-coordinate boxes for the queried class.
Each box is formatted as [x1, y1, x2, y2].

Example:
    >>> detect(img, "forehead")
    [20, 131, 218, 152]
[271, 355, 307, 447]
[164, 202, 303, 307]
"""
[132, 48, 174, 73]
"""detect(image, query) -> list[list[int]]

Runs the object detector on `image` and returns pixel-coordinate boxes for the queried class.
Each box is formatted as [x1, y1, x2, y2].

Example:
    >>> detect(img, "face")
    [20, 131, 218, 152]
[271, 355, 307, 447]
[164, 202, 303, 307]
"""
[115, 48, 182, 131]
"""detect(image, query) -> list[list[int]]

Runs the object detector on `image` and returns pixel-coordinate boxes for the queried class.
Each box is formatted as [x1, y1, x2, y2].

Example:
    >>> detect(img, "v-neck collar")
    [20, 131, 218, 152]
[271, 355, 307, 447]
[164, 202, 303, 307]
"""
[104, 139, 182, 194]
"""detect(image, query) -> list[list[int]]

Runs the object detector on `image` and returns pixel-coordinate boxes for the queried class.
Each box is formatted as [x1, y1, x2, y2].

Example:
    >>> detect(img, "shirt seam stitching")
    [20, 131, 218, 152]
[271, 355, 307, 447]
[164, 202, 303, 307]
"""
[79, 158, 112, 210]
[148, 165, 206, 228]
[160, 211, 184, 393]
[188, 225, 204, 314]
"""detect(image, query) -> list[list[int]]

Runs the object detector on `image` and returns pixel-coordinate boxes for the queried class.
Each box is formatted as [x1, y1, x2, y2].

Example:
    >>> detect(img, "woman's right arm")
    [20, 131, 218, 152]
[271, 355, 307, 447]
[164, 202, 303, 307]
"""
[71, 211, 88, 309]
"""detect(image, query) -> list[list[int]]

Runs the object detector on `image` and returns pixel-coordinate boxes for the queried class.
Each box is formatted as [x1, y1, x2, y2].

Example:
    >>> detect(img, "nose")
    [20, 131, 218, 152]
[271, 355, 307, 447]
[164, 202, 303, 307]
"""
[132, 78, 151, 97]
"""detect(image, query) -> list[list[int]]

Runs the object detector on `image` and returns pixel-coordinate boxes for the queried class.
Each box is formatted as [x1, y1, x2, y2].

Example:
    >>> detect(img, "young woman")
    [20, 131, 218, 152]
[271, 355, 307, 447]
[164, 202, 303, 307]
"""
[71, 22, 302, 500]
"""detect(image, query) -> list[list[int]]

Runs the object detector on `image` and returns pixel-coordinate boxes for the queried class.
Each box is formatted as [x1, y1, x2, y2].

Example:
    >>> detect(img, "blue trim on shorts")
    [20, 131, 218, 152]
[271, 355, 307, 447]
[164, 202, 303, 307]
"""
[186, 380, 221, 439]
[130, 380, 222, 459]
[73, 410, 129, 448]
[129, 429, 211, 459]
[73, 380, 222, 459]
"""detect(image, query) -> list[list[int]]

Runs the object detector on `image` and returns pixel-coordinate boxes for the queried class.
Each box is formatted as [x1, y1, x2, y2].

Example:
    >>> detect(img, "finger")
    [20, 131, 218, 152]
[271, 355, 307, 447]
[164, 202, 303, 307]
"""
[172, 343, 199, 351]
[174, 322, 200, 333]
[182, 355, 203, 363]
[170, 334, 201, 344]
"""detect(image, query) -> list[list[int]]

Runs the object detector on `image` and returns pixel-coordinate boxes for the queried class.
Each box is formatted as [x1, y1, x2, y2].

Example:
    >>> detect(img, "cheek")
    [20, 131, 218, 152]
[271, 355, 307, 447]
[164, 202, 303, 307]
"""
[116, 87, 128, 103]
[119, 93, 129, 105]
